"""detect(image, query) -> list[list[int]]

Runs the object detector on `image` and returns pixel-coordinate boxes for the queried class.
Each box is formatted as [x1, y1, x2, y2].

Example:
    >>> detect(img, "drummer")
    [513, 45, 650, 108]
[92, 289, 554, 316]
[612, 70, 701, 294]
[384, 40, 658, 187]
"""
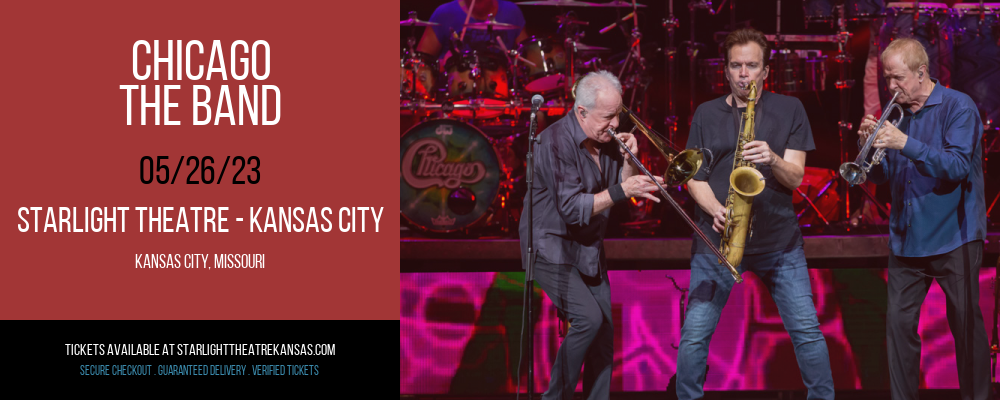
[417, 0, 529, 60]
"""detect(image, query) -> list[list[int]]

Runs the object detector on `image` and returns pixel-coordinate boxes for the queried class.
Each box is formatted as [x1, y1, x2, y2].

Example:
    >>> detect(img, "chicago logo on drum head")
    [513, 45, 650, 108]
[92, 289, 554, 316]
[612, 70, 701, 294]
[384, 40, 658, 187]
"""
[401, 137, 487, 189]
[400, 118, 501, 233]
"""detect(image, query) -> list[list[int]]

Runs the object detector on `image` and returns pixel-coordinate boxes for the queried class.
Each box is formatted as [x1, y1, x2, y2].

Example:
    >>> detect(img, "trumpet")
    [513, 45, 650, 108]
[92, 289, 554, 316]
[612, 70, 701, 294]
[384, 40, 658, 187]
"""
[839, 91, 905, 186]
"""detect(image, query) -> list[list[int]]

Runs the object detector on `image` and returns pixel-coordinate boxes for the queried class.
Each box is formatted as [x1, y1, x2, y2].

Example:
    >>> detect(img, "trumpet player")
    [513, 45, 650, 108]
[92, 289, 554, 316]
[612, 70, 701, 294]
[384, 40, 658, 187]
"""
[860, 38, 989, 400]
[519, 70, 662, 400]
[676, 28, 833, 400]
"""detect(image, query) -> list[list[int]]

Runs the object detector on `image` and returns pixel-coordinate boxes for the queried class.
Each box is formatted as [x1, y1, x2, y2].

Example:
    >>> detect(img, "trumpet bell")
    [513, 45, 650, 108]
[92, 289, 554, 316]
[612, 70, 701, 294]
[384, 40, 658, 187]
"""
[839, 162, 866, 186]
[665, 149, 703, 186]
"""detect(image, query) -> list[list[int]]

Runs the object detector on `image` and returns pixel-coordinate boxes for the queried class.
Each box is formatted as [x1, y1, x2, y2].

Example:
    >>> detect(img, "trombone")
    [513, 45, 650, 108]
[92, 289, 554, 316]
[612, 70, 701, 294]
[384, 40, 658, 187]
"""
[610, 107, 743, 283]
[840, 91, 905, 185]
[619, 105, 705, 186]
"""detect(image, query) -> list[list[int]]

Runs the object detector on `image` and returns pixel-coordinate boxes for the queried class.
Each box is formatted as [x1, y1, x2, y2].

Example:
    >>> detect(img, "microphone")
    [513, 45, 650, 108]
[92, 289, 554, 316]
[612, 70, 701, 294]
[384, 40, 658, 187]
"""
[530, 95, 543, 141]
[531, 94, 543, 114]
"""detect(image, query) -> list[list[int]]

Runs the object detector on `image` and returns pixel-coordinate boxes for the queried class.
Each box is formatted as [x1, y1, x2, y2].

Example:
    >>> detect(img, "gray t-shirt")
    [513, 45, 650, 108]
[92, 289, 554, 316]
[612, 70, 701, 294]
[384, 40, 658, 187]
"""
[685, 91, 816, 255]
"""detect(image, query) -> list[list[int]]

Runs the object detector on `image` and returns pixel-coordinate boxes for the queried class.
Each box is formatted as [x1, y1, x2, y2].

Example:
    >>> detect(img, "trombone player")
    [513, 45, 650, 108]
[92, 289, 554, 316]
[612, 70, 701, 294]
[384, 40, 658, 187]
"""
[858, 38, 989, 400]
[519, 70, 661, 400]
[676, 28, 834, 400]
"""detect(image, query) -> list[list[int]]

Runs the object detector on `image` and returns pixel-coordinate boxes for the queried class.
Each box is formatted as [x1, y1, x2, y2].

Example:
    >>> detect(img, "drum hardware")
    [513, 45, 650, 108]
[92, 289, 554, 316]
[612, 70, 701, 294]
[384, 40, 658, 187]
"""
[878, 2, 954, 105]
[554, 11, 590, 34]
[401, 50, 439, 100]
[494, 34, 535, 106]
[401, 12, 442, 117]
[761, 49, 829, 94]
[518, 35, 573, 94]
[661, 0, 682, 146]
[591, 0, 646, 8]
[683, 0, 716, 126]
[574, 42, 611, 52]
[846, 0, 887, 21]
[616, 29, 644, 84]
[690, 0, 716, 15]
[595, 1, 652, 110]
[764, 34, 841, 43]
[769, 2, 833, 95]
[885, 2, 951, 37]
[462, 15, 522, 31]
[952, 2, 1000, 38]
[401, 12, 428, 99]
[445, 48, 511, 119]
[399, 11, 440, 27]
[516, 0, 598, 6]
[804, 0, 887, 27]
[795, 172, 835, 227]
[599, 11, 635, 34]
[833, 3, 857, 224]
[953, 2, 1000, 135]
[554, 13, 588, 26]
[804, 0, 836, 27]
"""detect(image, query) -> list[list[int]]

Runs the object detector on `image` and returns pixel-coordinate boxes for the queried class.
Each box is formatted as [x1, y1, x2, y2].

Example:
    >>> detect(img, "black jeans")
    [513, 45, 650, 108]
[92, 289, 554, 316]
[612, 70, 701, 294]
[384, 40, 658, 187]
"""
[887, 240, 991, 400]
[533, 260, 612, 400]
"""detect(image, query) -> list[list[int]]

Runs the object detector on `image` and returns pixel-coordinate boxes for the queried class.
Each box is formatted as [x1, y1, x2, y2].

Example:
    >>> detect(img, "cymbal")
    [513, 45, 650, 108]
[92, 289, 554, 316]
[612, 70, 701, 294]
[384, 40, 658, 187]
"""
[463, 20, 521, 30]
[517, 0, 598, 7]
[591, 0, 647, 7]
[400, 17, 439, 27]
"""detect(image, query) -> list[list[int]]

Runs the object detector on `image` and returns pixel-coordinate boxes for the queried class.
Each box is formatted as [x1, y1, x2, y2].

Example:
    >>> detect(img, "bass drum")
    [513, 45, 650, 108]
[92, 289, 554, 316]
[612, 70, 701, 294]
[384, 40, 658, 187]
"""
[400, 119, 502, 233]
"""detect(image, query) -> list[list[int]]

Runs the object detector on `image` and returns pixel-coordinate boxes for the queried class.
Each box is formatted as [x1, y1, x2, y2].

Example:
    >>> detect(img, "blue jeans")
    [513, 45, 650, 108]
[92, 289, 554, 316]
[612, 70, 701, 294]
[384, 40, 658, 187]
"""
[675, 246, 834, 400]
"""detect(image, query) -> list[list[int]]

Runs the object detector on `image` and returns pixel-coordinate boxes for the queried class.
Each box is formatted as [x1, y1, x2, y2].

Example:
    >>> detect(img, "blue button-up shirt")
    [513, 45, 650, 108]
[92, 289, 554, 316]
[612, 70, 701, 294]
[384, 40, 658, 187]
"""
[869, 79, 985, 257]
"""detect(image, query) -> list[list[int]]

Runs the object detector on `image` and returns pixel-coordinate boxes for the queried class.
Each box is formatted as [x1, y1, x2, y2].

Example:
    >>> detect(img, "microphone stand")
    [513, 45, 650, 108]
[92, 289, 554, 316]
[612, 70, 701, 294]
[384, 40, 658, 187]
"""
[523, 100, 541, 400]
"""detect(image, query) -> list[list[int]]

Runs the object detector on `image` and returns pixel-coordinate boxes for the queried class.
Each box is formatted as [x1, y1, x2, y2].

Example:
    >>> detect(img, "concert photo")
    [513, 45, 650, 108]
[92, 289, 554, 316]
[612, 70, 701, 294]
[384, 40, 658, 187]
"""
[400, 0, 1000, 399]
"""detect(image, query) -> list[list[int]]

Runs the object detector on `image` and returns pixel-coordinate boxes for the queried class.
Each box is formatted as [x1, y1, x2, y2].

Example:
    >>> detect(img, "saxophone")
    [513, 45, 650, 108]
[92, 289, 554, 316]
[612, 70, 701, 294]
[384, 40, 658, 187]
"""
[719, 80, 766, 267]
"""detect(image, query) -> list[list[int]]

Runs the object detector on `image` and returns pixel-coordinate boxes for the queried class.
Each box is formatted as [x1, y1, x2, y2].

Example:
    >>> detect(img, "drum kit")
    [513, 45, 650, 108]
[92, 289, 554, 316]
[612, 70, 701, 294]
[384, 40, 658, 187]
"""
[799, 1, 1000, 124]
[400, 1, 656, 236]
[400, 1, 1000, 236]
[793, 1, 1000, 225]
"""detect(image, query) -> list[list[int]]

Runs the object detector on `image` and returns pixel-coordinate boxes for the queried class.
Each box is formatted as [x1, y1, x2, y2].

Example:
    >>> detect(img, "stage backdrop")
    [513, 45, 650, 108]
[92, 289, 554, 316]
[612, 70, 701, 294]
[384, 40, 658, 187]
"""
[401, 268, 997, 394]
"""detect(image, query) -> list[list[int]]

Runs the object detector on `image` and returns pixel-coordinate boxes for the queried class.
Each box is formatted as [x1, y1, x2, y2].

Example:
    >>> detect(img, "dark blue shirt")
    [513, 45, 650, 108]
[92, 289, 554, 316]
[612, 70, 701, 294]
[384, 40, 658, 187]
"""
[429, 0, 525, 58]
[519, 113, 624, 278]
[868, 79, 985, 257]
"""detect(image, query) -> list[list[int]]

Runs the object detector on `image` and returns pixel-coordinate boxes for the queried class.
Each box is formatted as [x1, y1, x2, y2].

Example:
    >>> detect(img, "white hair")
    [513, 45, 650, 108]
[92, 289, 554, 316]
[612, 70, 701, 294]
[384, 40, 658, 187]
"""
[575, 70, 622, 110]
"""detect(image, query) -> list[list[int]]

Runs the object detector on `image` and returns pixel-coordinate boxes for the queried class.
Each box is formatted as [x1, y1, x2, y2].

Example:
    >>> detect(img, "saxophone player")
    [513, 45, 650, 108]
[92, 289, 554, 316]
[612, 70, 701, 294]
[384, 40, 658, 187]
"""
[676, 28, 834, 400]
[861, 38, 989, 400]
